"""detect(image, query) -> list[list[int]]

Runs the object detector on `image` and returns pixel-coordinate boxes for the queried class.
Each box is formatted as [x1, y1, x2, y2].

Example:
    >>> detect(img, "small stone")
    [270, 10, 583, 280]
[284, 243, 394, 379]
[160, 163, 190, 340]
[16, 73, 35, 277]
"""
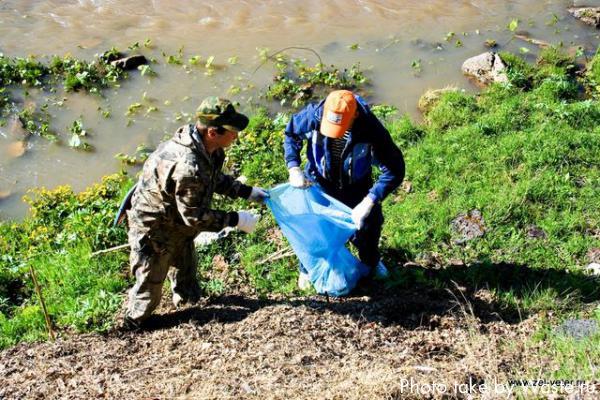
[585, 263, 600, 276]
[526, 225, 546, 240]
[240, 382, 254, 394]
[111, 55, 147, 70]
[449, 258, 465, 266]
[556, 319, 598, 340]
[451, 209, 486, 244]
[402, 180, 413, 193]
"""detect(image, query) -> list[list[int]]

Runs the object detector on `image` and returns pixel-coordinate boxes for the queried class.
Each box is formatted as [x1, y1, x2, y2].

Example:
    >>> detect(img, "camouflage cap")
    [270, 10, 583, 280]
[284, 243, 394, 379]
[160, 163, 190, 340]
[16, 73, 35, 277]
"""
[196, 97, 249, 132]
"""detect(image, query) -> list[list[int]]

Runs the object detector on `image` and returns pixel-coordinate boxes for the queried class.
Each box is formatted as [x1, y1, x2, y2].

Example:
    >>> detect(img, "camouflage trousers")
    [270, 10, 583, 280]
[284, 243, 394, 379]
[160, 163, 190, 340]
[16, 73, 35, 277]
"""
[125, 226, 202, 323]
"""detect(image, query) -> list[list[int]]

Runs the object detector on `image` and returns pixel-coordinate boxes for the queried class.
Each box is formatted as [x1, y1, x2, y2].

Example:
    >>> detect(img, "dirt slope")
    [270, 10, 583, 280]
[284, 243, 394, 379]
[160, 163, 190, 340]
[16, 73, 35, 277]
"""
[0, 287, 584, 399]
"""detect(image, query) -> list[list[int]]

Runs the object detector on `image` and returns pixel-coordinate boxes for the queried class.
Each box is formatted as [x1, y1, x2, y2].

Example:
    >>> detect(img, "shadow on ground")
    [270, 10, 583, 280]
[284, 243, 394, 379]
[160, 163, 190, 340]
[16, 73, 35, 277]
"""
[136, 260, 598, 335]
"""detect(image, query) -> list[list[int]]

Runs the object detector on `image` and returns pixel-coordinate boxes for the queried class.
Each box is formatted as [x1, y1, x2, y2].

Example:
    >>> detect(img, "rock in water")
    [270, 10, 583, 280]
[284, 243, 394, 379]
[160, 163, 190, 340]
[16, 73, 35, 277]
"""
[462, 52, 508, 85]
[111, 55, 147, 70]
[7, 141, 26, 158]
[568, 7, 600, 28]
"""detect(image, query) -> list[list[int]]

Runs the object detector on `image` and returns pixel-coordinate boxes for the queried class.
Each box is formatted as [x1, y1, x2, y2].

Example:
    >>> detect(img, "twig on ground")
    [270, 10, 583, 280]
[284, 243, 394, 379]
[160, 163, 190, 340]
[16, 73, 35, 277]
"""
[29, 264, 55, 341]
[256, 247, 294, 265]
[91, 243, 130, 257]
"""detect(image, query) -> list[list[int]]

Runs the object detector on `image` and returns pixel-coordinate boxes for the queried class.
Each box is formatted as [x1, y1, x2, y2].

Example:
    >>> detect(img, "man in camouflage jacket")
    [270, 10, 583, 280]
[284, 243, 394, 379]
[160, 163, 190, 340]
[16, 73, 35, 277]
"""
[124, 97, 267, 328]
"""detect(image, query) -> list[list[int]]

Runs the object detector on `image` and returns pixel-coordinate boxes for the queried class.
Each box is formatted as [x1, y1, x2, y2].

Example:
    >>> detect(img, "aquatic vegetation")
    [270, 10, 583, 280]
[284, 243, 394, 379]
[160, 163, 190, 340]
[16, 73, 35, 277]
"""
[17, 104, 57, 141]
[67, 118, 91, 150]
[264, 57, 368, 107]
[48, 54, 126, 93]
[0, 49, 131, 142]
[137, 64, 156, 77]
[115, 144, 152, 166]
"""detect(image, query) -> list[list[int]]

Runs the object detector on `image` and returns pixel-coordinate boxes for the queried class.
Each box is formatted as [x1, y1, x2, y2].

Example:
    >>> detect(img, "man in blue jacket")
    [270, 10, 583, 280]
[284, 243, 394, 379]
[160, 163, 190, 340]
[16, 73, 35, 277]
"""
[284, 90, 405, 289]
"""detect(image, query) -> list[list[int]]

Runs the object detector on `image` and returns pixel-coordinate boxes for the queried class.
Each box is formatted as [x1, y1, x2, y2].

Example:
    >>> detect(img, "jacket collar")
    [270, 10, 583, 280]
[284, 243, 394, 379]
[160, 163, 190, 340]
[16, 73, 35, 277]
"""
[171, 124, 213, 162]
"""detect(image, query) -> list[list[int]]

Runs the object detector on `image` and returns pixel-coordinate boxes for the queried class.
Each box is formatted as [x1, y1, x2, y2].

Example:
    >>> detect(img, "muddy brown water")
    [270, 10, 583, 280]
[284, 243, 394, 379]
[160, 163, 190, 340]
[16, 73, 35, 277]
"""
[0, 0, 599, 220]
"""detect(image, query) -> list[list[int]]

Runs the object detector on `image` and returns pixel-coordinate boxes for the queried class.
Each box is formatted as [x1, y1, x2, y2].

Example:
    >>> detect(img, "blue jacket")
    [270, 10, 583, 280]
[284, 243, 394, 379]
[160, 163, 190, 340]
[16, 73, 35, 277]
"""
[284, 95, 405, 203]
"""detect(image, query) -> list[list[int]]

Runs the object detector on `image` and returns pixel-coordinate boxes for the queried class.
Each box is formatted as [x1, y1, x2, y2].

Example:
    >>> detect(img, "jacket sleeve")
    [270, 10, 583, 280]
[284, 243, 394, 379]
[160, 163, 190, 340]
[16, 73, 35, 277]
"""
[172, 164, 236, 232]
[214, 171, 252, 199]
[365, 112, 405, 202]
[284, 104, 318, 169]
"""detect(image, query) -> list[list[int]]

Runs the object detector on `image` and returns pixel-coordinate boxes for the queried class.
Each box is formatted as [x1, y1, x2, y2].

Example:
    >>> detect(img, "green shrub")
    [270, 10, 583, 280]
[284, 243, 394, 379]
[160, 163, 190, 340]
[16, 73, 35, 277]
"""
[0, 174, 131, 348]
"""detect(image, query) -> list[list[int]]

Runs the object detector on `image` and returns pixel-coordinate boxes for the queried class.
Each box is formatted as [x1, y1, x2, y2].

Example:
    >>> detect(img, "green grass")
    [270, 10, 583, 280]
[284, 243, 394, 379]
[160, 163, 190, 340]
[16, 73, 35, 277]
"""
[0, 175, 130, 348]
[529, 307, 600, 380]
[0, 45, 599, 382]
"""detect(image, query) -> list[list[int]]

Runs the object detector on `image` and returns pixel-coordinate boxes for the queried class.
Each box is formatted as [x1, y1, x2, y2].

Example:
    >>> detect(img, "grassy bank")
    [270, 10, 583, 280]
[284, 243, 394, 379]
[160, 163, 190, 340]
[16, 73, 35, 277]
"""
[1, 47, 599, 381]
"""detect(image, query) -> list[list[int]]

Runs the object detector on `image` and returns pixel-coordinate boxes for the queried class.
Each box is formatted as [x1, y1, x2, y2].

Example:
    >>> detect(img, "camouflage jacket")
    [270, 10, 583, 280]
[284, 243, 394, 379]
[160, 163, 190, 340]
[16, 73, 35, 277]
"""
[127, 124, 251, 236]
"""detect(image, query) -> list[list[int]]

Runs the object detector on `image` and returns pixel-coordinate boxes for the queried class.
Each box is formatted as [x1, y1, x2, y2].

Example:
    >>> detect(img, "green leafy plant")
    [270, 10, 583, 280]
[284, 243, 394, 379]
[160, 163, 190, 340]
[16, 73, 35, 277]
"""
[263, 60, 369, 108]
[508, 18, 519, 32]
[68, 118, 91, 150]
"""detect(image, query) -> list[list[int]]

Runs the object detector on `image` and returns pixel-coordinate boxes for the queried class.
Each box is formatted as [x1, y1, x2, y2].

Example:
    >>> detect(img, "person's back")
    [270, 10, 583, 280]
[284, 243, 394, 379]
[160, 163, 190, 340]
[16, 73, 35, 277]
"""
[128, 124, 225, 235]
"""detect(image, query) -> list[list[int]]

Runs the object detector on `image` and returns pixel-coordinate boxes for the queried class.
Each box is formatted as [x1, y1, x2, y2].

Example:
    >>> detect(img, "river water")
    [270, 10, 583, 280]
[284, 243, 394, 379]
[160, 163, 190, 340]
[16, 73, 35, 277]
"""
[0, 0, 599, 219]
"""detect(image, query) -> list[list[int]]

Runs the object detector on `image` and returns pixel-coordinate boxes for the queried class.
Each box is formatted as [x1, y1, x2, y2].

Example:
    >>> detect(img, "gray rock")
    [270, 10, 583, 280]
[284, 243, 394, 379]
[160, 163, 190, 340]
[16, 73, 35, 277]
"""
[556, 319, 598, 340]
[568, 7, 600, 28]
[451, 209, 486, 244]
[462, 52, 508, 85]
[111, 55, 147, 70]
[526, 225, 546, 240]
[585, 263, 600, 276]
[418, 87, 459, 114]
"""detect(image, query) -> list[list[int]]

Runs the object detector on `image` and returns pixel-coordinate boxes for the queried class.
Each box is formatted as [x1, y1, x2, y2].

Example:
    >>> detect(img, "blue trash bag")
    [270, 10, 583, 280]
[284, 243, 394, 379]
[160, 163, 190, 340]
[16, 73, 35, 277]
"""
[265, 183, 370, 296]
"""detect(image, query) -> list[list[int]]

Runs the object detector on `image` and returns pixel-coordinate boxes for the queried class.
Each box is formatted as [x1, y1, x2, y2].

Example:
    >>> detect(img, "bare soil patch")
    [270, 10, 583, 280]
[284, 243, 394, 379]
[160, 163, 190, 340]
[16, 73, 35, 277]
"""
[0, 285, 585, 399]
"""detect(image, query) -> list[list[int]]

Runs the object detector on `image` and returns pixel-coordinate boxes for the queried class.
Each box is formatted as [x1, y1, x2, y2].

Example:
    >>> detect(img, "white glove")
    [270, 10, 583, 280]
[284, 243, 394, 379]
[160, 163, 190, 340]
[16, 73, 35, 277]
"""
[248, 187, 269, 203]
[351, 196, 375, 230]
[288, 166, 307, 188]
[236, 211, 259, 234]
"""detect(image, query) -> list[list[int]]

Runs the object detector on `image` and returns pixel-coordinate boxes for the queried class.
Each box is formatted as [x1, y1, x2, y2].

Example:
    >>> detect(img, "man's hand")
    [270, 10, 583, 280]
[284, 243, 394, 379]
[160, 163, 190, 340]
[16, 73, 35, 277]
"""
[288, 166, 307, 188]
[236, 211, 259, 233]
[351, 196, 375, 230]
[248, 187, 269, 203]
